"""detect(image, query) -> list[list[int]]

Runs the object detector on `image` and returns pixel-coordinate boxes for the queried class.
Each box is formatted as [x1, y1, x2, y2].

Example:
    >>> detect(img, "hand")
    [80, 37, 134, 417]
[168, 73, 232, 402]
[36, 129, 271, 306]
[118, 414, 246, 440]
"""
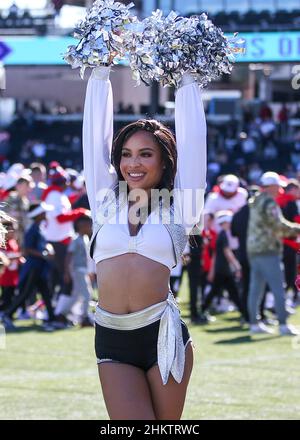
[45, 243, 55, 256]
[182, 254, 191, 266]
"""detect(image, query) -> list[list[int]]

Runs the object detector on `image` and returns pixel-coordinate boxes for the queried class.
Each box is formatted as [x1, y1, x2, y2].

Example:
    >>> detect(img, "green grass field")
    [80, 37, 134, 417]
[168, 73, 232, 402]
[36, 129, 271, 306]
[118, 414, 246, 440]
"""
[1, 273, 300, 420]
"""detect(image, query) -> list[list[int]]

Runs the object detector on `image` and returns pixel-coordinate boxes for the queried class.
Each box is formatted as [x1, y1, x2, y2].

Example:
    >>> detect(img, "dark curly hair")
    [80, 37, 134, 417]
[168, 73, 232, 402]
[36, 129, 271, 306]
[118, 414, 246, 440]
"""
[111, 119, 177, 192]
[111, 119, 200, 246]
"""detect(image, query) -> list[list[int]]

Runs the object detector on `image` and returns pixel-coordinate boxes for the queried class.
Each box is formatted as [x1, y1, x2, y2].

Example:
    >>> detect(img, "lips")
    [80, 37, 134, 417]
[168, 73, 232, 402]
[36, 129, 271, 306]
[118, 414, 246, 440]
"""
[127, 172, 146, 182]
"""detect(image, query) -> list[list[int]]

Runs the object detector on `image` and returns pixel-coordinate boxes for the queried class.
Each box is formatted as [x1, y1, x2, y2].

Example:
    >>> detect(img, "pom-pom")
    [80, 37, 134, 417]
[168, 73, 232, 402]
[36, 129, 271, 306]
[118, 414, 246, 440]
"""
[124, 10, 245, 88]
[64, 0, 135, 78]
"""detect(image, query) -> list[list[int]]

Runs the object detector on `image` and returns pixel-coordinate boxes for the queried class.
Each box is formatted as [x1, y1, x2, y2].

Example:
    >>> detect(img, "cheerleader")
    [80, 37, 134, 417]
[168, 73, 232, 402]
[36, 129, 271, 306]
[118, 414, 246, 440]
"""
[83, 66, 206, 420]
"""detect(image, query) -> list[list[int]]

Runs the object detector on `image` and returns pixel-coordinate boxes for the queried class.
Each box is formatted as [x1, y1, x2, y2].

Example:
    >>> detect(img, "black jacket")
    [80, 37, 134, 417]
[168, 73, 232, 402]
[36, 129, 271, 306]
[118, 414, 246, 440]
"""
[231, 204, 249, 264]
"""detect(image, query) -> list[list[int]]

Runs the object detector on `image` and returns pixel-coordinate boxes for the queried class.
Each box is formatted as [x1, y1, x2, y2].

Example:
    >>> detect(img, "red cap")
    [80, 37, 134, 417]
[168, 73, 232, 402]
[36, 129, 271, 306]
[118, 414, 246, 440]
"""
[49, 161, 61, 169]
[48, 166, 68, 185]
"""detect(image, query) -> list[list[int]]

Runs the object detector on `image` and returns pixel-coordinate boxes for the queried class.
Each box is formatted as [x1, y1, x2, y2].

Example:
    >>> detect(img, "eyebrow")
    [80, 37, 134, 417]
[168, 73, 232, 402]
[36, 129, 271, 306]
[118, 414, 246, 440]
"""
[122, 147, 155, 152]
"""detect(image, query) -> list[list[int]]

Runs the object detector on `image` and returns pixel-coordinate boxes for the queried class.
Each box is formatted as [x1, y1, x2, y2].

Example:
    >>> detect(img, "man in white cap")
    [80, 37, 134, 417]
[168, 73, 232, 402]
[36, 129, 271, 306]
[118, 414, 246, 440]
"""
[204, 174, 248, 251]
[247, 171, 300, 336]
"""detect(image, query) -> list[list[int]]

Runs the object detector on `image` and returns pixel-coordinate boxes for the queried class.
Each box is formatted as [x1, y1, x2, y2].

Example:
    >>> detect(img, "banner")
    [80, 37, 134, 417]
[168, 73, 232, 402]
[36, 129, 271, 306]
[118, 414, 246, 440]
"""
[0, 32, 299, 65]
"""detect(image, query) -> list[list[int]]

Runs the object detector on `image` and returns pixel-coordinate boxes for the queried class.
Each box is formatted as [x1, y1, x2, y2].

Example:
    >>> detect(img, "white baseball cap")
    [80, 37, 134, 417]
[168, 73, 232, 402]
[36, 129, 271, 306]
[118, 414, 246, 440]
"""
[260, 172, 281, 187]
[220, 175, 239, 193]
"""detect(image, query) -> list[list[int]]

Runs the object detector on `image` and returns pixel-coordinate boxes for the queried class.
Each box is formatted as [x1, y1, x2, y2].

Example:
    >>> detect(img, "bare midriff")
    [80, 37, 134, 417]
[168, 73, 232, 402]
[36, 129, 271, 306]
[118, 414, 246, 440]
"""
[96, 254, 170, 314]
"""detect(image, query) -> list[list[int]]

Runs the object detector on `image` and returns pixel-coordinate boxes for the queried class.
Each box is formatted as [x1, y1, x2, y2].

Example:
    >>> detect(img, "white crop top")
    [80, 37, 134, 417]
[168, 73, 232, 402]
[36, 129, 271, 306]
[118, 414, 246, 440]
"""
[82, 67, 207, 270]
[93, 202, 176, 270]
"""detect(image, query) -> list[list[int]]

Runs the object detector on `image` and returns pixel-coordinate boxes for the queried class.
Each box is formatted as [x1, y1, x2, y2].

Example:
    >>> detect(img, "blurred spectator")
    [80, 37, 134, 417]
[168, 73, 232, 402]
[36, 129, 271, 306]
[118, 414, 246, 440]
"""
[247, 172, 300, 336]
[200, 213, 217, 309]
[278, 103, 289, 139]
[62, 215, 94, 327]
[1, 202, 57, 331]
[184, 234, 203, 324]
[204, 174, 248, 251]
[29, 162, 48, 202]
[276, 179, 300, 306]
[260, 102, 273, 120]
[3, 174, 33, 246]
[201, 211, 245, 322]
[41, 165, 89, 320]
[0, 220, 23, 312]
[231, 186, 260, 325]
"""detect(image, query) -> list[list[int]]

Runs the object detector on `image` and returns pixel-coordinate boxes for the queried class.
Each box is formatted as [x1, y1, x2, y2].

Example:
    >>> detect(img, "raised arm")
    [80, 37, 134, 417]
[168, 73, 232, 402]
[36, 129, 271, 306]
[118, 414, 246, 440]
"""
[174, 74, 207, 233]
[82, 66, 118, 221]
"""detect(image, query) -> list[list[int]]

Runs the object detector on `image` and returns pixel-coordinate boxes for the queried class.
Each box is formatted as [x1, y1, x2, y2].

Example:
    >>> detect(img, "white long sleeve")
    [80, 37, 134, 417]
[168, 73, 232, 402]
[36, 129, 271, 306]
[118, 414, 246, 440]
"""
[174, 75, 207, 234]
[82, 67, 118, 222]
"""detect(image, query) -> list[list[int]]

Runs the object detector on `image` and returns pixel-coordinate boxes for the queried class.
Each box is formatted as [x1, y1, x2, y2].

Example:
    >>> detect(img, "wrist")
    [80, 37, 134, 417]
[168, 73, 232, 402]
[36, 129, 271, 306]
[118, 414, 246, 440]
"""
[178, 73, 196, 89]
[91, 66, 111, 81]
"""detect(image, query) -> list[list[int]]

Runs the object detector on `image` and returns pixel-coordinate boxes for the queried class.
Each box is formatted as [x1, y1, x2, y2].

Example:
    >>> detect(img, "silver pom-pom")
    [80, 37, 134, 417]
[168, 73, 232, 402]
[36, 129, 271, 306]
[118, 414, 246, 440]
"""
[64, 0, 135, 78]
[124, 10, 245, 88]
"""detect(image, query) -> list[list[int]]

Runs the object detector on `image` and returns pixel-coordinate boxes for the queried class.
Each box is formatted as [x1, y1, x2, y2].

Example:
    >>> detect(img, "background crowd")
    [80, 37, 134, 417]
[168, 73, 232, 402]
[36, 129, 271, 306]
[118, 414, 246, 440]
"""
[1, 100, 300, 188]
[0, 161, 95, 331]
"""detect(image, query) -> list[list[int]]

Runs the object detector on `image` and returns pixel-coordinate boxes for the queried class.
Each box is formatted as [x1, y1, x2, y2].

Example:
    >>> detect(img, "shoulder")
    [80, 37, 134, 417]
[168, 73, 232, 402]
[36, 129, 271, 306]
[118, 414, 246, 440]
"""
[44, 190, 61, 203]
[237, 188, 248, 200]
[204, 192, 219, 210]
[205, 192, 219, 202]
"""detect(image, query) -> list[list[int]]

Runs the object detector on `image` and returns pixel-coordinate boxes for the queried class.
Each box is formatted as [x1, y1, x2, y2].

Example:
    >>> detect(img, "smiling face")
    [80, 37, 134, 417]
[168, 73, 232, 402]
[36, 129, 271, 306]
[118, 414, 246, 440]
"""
[120, 130, 165, 195]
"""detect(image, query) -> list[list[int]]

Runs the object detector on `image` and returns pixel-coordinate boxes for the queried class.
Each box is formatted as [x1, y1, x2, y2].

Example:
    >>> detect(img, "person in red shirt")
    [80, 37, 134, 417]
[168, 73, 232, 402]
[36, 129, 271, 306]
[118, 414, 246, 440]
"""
[41, 165, 89, 321]
[276, 179, 300, 306]
[0, 220, 24, 311]
[201, 213, 217, 297]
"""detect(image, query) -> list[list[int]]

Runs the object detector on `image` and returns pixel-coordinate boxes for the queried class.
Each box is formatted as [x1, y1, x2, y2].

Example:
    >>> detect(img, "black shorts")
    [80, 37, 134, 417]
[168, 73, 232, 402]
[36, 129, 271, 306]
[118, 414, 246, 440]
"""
[95, 318, 192, 373]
